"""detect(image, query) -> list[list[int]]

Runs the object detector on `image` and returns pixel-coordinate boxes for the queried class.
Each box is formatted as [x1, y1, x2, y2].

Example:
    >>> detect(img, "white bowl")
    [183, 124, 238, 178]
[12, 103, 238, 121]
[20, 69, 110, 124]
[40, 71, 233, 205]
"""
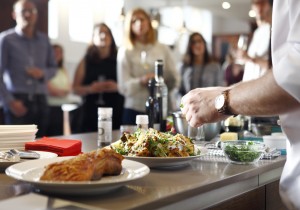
[263, 134, 287, 154]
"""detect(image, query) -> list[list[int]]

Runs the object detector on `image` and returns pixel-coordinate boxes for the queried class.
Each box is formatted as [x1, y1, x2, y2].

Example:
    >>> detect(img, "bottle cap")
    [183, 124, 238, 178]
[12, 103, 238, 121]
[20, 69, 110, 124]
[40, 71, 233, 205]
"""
[98, 107, 113, 116]
[136, 115, 149, 125]
[155, 59, 163, 66]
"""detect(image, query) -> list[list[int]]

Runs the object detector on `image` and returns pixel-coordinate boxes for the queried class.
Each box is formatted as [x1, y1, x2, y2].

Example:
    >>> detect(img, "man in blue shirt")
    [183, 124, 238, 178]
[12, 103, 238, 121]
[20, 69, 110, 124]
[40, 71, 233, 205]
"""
[0, 0, 57, 137]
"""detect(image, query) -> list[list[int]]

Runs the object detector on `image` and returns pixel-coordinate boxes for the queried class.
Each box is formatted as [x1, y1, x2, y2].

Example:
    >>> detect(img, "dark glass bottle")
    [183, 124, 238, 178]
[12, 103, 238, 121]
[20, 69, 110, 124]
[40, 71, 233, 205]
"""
[145, 78, 161, 130]
[154, 60, 168, 131]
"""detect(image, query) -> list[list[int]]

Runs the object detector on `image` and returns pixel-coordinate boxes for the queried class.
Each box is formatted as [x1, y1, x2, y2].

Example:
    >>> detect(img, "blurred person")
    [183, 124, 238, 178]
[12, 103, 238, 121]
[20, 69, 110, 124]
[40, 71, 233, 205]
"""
[223, 51, 244, 86]
[117, 8, 180, 125]
[73, 23, 124, 132]
[240, 0, 274, 124]
[179, 32, 223, 96]
[181, 1, 300, 209]
[47, 44, 71, 136]
[239, 0, 273, 81]
[0, 0, 57, 137]
[0, 101, 3, 124]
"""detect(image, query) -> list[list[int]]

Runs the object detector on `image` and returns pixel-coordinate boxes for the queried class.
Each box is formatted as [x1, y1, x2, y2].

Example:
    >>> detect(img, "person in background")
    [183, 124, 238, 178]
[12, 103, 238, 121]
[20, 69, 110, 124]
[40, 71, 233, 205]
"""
[117, 8, 180, 125]
[0, 0, 57, 137]
[46, 44, 71, 136]
[73, 23, 124, 132]
[239, 0, 273, 81]
[179, 32, 223, 96]
[0, 101, 4, 124]
[240, 0, 275, 125]
[181, 1, 300, 209]
[223, 51, 244, 86]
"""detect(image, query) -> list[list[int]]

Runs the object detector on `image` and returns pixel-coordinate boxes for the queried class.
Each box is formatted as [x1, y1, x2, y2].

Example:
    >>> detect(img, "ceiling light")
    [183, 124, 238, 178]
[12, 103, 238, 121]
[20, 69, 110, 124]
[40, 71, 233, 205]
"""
[222, 2, 231, 9]
[248, 10, 256, 18]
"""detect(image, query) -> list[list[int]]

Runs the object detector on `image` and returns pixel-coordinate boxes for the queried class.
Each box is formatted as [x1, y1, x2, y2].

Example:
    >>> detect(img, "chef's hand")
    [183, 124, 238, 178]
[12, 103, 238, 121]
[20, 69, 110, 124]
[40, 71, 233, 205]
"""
[9, 100, 27, 117]
[181, 87, 228, 127]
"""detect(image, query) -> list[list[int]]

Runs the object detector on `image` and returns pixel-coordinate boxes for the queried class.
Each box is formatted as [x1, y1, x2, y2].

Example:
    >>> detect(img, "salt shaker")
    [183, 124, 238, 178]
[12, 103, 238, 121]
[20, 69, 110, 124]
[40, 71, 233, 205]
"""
[136, 115, 149, 130]
[98, 107, 112, 147]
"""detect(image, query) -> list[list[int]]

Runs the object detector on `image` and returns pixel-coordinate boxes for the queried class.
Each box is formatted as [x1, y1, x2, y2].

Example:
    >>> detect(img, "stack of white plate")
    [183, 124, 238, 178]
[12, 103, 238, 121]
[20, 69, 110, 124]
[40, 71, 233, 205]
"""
[0, 125, 38, 150]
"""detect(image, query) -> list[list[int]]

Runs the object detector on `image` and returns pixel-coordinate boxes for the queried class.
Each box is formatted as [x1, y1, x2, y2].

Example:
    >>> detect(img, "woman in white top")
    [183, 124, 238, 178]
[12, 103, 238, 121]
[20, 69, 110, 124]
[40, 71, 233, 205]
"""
[47, 44, 71, 136]
[241, 0, 272, 81]
[117, 8, 180, 125]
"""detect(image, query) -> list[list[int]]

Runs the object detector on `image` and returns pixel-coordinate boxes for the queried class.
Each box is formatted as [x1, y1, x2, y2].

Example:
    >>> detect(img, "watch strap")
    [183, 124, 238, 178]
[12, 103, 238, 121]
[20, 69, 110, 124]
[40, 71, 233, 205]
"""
[217, 90, 237, 116]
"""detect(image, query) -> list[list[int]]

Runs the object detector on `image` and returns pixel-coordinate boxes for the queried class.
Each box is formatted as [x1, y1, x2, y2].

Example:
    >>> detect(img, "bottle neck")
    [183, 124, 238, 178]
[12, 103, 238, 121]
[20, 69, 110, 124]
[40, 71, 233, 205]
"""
[148, 78, 156, 97]
[149, 87, 155, 97]
[155, 63, 164, 83]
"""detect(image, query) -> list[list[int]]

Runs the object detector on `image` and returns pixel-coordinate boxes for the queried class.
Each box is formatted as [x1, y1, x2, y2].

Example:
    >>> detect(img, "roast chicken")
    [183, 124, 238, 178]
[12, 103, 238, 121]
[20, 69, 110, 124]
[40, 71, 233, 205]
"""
[40, 148, 124, 181]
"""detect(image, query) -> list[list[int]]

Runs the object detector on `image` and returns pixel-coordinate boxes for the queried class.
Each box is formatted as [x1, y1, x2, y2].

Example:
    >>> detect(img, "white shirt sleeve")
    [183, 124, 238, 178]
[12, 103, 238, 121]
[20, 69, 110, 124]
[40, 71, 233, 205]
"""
[117, 47, 141, 97]
[272, 0, 300, 102]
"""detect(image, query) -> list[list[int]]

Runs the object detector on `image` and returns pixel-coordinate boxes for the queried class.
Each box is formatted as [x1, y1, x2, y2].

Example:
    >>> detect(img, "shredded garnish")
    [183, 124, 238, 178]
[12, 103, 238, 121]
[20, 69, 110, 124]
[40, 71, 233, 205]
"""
[110, 128, 198, 157]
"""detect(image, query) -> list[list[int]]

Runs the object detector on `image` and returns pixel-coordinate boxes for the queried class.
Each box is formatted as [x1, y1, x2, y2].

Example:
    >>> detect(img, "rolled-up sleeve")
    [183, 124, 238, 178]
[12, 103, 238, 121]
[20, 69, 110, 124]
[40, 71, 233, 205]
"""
[272, 0, 300, 102]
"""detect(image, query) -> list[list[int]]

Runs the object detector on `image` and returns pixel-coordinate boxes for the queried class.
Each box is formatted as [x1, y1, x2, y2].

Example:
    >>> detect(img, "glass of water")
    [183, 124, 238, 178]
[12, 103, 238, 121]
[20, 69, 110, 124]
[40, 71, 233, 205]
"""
[96, 75, 106, 105]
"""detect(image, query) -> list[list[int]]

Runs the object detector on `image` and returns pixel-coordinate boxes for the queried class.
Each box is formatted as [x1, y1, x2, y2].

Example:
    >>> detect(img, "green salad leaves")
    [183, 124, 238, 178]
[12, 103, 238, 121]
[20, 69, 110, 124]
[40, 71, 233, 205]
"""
[224, 141, 263, 163]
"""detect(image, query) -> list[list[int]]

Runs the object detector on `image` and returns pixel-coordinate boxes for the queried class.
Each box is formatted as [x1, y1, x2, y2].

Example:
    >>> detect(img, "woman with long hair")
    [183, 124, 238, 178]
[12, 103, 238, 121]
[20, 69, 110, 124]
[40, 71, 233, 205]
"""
[47, 44, 72, 136]
[73, 23, 124, 132]
[179, 32, 224, 96]
[117, 8, 180, 125]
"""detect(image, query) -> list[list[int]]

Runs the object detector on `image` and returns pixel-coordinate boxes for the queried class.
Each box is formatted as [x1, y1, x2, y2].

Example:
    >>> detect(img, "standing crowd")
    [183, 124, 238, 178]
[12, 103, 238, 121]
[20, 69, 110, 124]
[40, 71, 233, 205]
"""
[2, 0, 300, 209]
[0, 0, 271, 137]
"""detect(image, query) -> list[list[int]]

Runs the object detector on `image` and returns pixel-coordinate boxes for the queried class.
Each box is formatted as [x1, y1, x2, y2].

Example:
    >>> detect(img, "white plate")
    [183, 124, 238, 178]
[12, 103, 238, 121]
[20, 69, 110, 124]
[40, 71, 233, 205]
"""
[0, 151, 58, 171]
[0, 135, 35, 142]
[5, 158, 150, 195]
[0, 125, 37, 131]
[0, 129, 38, 137]
[124, 146, 208, 168]
[0, 142, 27, 147]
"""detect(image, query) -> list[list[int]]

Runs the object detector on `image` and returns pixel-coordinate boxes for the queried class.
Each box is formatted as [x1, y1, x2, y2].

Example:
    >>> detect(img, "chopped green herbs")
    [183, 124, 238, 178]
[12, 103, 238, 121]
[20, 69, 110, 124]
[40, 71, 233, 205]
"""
[224, 142, 262, 163]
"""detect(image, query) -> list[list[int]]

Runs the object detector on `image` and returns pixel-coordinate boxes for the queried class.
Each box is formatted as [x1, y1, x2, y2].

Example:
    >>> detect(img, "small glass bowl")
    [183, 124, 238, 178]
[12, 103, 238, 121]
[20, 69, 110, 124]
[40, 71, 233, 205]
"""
[222, 140, 265, 164]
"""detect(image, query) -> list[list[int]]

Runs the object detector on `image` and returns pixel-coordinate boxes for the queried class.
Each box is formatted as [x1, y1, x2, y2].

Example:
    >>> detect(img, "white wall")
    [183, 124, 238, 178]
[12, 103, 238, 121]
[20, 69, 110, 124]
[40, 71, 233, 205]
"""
[49, 0, 124, 80]
[212, 15, 250, 35]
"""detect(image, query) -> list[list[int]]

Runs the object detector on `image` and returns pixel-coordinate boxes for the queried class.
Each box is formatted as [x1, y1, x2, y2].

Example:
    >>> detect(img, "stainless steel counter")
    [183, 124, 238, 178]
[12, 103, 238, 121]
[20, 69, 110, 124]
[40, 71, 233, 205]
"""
[0, 132, 286, 210]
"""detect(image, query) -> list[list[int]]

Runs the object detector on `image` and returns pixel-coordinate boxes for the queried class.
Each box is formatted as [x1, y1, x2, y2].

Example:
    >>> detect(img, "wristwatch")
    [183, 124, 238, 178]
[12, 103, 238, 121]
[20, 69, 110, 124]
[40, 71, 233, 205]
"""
[215, 89, 237, 116]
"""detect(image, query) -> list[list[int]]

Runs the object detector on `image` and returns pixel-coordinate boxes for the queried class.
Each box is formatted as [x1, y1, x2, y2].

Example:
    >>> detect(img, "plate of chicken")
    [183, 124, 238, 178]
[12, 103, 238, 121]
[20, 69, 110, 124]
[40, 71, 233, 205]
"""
[5, 148, 150, 195]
